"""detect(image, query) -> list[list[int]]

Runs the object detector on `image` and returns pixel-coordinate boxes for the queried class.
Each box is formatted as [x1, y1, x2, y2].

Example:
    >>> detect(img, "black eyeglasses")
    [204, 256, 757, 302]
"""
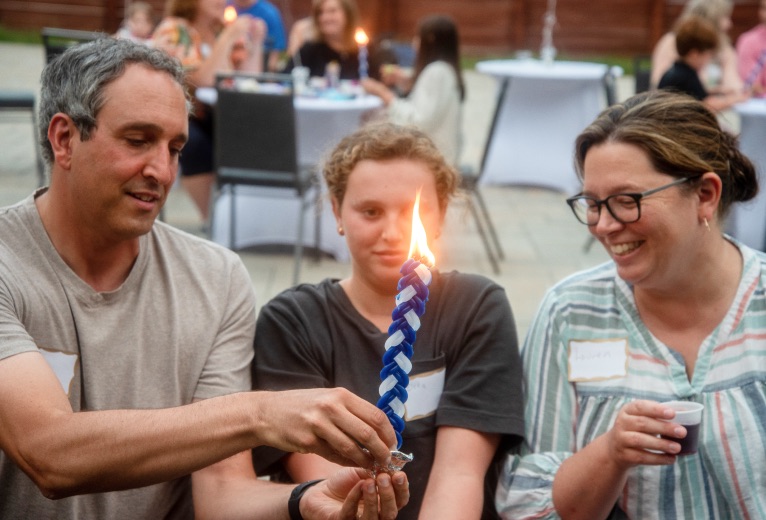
[566, 175, 701, 226]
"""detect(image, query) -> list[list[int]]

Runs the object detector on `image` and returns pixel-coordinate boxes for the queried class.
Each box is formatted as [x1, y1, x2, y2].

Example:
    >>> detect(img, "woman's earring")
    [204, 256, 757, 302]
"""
[704, 218, 711, 232]
[337, 226, 344, 236]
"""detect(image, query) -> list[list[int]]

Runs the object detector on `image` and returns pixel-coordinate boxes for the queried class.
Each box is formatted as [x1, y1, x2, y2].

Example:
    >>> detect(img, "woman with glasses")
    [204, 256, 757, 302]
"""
[496, 90, 765, 519]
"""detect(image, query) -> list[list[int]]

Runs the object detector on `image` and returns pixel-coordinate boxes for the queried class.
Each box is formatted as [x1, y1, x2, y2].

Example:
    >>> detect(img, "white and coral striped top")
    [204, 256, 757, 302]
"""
[497, 239, 766, 519]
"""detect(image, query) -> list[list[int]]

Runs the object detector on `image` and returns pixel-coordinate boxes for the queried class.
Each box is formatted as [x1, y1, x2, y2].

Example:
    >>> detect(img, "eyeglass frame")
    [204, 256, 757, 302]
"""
[565, 174, 703, 226]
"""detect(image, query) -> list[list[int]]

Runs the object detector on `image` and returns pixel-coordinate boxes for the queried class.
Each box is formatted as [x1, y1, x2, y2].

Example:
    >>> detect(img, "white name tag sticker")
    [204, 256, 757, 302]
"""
[40, 349, 78, 396]
[405, 367, 445, 421]
[568, 338, 628, 382]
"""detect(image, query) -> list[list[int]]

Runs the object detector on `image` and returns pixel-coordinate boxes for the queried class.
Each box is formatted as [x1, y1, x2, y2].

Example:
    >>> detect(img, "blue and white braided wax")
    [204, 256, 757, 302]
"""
[376, 258, 432, 449]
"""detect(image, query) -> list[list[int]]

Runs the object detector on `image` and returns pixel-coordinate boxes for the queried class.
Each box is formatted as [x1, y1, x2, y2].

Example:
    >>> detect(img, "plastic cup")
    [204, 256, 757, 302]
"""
[291, 66, 309, 96]
[660, 401, 704, 455]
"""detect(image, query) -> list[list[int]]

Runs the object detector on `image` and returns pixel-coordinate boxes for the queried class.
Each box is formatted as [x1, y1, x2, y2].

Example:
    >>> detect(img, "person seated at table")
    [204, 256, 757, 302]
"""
[0, 36, 410, 520]
[650, 0, 742, 93]
[659, 15, 749, 111]
[286, 16, 315, 60]
[496, 90, 766, 519]
[251, 123, 525, 520]
[282, 0, 360, 80]
[152, 0, 266, 222]
[229, 0, 287, 72]
[736, 0, 766, 97]
[361, 15, 465, 165]
[114, 1, 155, 44]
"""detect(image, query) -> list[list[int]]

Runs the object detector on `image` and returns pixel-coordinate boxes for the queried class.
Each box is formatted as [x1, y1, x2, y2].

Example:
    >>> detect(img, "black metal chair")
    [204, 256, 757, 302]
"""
[633, 55, 652, 94]
[0, 90, 45, 186]
[41, 27, 102, 63]
[211, 72, 318, 284]
[603, 65, 623, 106]
[459, 77, 510, 275]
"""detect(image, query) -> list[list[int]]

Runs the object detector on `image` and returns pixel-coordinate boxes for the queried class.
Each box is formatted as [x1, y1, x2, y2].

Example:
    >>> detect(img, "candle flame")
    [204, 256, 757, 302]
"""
[407, 190, 435, 267]
[354, 28, 369, 46]
[224, 6, 237, 24]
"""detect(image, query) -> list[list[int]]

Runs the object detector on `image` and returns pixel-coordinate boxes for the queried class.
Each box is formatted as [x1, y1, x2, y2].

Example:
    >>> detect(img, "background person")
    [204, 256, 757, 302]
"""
[282, 0, 360, 79]
[736, 0, 766, 96]
[286, 15, 316, 61]
[252, 123, 525, 519]
[361, 15, 465, 166]
[650, 0, 742, 92]
[496, 90, 765, 519]
[0, 37, 408, 519]
[658, 15, 749, 111]
[229, 0, 287, 72]
[114, 1, 156, 43]
[152, 0, 266, 222]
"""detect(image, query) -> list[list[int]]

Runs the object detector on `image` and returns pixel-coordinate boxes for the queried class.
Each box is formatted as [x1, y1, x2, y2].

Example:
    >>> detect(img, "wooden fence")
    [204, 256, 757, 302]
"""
[0, 0, 760, 57]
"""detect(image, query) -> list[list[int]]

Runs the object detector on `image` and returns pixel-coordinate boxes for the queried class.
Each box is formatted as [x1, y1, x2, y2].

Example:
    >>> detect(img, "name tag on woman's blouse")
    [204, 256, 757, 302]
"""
[405, 367, 445, 420]
[568, 338, 628, 381]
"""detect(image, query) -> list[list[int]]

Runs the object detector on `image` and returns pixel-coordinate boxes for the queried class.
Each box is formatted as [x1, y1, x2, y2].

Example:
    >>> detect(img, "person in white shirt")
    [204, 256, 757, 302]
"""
[362, 15, 465, 166]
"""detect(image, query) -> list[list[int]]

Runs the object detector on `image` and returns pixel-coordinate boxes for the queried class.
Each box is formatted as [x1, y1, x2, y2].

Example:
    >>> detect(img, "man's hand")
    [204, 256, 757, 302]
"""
[252, 388, 397, 470]
[303, 468, 409, 520]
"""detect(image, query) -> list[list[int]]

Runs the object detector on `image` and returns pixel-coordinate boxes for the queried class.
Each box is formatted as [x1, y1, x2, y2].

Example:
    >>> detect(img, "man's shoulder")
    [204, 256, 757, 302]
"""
[0, 194, 38, 242]
[243, 0, 282, 22]
[739, 24, 766, 43]
[149, 222, 244, 270]
[254, 0, 281, 15]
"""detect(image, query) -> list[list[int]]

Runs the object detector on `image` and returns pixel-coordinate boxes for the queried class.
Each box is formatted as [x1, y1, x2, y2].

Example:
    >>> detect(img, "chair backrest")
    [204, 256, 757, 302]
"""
[476, 77, 510, 178]
[603, 65, 623, 106]
[41, 27, 103, 63]
[633, 54, 652, 94]
[214, 73, 302, 189]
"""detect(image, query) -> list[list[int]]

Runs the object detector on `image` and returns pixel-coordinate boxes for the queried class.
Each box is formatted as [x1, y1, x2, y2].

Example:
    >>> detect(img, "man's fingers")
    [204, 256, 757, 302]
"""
[359, 479, 380, 520]
[337, 479, 365, 520]
[313, 443, 370, 469]
[313, 390, 395, 468]
[375, 473, 399, 519]
[341, 396, 397, 465]
[258, 388, 396, 468]
[390, 471, 409, 510]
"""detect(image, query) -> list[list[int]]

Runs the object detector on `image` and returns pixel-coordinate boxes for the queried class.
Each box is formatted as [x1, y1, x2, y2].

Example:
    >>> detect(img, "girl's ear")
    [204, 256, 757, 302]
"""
[331, 196, 342, 228]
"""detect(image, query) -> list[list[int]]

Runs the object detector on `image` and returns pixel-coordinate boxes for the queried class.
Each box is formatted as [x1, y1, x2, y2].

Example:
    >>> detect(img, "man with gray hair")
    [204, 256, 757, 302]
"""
[0, 37, 408, 518]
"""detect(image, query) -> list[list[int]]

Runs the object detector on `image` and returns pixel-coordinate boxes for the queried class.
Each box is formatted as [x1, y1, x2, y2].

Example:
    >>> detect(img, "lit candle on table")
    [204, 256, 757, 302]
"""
[376, 191, 433, 467]
[224, 5, 237, 24]
[355, 28, 370, 79]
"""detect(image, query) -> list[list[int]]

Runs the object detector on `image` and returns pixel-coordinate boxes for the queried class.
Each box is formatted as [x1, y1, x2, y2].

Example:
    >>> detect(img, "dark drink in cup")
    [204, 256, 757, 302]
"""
[661, 422, 700, 455]
[661, 400, 704, 456]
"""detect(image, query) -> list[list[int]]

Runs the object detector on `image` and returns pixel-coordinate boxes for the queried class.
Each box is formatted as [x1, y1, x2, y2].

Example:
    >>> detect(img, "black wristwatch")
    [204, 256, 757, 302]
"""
[288, 479, 325, 520]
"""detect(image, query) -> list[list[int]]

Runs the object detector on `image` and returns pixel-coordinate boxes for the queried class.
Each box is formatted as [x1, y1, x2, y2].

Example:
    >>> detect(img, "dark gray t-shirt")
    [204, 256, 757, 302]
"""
[252, 271, 524, 519]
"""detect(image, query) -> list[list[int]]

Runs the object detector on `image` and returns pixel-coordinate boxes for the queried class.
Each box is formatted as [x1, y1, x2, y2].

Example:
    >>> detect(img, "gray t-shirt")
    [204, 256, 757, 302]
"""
[0, 192, 256, 519]
[252, 272, 525, 519]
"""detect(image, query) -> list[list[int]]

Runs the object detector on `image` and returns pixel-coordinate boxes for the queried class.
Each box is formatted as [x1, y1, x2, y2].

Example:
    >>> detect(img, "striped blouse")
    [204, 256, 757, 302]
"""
[497, 240, 766, 519]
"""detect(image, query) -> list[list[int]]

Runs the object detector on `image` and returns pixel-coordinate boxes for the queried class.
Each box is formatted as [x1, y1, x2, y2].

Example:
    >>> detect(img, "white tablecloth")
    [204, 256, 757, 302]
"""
[475, 59, 612, 194]
[729, 98, 766, 251]
[198, 88, 382, 260]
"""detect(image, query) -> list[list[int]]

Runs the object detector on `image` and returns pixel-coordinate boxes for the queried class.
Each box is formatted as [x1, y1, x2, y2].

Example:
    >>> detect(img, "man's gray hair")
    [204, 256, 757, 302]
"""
[38, 37, 190, 166]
